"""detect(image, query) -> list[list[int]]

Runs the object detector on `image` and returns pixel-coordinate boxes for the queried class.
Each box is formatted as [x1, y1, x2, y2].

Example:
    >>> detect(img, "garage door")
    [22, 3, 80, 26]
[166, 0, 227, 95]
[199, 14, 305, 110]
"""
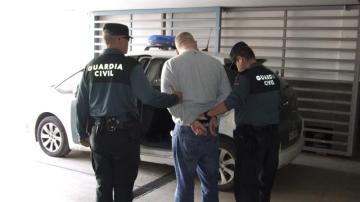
[91, 5, 360, 156]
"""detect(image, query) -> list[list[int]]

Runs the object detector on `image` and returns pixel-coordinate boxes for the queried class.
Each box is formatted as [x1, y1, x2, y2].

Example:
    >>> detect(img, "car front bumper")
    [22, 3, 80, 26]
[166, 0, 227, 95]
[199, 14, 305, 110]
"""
[278, 134, 304, 168]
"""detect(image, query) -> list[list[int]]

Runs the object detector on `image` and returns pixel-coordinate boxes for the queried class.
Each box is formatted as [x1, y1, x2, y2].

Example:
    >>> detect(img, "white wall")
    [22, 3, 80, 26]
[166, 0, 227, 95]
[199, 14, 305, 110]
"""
[0, 4, 92, 126]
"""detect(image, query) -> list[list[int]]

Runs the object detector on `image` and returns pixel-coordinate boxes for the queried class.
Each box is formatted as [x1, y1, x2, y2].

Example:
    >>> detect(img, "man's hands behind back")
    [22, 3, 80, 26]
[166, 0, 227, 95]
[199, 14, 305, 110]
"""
[190, 114, 218, 136]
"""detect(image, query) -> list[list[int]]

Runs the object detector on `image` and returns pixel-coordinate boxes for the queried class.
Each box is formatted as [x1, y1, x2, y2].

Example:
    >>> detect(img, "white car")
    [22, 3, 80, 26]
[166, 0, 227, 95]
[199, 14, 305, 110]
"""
[28, 50, 304, 190]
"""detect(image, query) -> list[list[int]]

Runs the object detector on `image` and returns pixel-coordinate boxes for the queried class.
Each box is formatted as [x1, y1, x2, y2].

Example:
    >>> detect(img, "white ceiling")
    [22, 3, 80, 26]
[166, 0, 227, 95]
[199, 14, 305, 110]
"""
[2, 0, 359, 12]
[86, 0, 359, 11]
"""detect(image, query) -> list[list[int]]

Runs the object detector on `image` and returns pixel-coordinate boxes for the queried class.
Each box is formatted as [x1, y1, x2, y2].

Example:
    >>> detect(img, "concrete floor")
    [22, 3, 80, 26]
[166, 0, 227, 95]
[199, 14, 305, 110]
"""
[1, 131, 360, 202]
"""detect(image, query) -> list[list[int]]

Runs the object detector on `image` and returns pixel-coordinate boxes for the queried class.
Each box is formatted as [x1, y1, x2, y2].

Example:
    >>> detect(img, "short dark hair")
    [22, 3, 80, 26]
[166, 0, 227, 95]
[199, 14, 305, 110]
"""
[230, 41, 255, 62]
[103, 23, 132, 38]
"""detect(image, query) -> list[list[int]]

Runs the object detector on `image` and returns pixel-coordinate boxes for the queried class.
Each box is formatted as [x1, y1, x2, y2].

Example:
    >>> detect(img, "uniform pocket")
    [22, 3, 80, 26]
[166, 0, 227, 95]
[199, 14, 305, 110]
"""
[89, 125, 99, 151]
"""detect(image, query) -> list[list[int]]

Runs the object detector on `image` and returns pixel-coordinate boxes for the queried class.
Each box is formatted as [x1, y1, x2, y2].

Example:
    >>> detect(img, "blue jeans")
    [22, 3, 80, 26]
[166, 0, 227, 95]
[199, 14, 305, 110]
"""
[172, 124, 219, 202]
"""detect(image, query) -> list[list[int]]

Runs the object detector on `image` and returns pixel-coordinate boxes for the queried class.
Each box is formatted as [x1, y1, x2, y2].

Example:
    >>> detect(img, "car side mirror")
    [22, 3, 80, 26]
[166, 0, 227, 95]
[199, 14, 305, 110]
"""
[73, 84, 79, 98]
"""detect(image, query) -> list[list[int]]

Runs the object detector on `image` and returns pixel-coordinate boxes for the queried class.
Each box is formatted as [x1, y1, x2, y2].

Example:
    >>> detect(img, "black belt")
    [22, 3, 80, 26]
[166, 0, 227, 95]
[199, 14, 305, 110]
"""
[237, 124, 278, 131]
[93, 116, 138, 133]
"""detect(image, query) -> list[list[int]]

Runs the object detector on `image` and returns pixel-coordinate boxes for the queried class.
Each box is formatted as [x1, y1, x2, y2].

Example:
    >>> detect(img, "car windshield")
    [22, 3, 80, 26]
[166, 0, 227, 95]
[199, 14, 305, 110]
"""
[55, 70, 83, 94]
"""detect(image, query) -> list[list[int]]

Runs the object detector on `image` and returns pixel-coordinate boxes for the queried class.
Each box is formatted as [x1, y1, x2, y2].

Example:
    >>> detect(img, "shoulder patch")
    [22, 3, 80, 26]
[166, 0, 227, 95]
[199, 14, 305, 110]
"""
[246, 65, 280, 94]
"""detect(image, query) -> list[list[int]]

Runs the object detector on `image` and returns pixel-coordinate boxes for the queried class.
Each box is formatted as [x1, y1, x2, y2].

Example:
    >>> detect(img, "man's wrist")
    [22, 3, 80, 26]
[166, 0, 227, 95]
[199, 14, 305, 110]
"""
[173, 94, 179, 104]
[204, 111, 213, 120]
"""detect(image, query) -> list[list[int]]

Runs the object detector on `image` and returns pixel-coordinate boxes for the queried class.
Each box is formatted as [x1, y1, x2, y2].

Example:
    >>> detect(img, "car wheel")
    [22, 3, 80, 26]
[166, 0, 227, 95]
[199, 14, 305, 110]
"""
[218, 136, 236, 191]
[37, 116, 70, 157]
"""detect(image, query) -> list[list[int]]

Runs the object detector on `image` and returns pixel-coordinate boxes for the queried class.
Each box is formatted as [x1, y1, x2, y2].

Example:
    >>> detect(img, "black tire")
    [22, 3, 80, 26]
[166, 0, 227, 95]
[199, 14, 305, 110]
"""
[218, 136, 236, 191]
[37, 116, 70, 157]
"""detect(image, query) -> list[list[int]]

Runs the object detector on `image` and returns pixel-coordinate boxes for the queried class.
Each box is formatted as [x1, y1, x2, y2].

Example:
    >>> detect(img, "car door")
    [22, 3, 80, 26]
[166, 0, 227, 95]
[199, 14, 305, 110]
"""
[144, 57, 168, 89]
[53, 70, 83, 145]
[140, 57, 170, 138]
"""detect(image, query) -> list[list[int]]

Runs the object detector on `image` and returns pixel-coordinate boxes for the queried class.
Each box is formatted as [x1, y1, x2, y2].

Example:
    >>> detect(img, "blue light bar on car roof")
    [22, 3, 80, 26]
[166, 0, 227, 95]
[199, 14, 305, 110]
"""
[148, 35, 175, 46]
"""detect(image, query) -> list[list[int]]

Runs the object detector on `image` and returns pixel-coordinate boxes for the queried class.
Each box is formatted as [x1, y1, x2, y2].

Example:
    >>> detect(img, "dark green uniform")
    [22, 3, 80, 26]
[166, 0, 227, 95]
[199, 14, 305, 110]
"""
[224, 63, 280, 202]
[76, 48, 177, 202]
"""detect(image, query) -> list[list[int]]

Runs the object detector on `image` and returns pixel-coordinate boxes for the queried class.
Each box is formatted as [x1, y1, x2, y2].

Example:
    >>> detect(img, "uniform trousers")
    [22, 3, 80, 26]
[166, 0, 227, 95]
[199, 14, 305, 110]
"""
[90, 121, 140, 202]
[233, 124, 280, 202]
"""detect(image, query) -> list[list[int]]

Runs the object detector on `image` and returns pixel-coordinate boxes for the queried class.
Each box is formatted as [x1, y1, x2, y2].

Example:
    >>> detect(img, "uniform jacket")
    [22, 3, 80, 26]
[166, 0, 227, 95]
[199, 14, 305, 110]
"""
[224, 63, 280, 126]
[76, 48, 178, 139]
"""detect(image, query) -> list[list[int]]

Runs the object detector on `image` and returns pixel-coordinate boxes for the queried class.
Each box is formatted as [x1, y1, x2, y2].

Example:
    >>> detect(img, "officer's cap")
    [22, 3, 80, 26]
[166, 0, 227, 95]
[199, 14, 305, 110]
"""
[229, 41, 249, 62]
[103, 23, 133, 39]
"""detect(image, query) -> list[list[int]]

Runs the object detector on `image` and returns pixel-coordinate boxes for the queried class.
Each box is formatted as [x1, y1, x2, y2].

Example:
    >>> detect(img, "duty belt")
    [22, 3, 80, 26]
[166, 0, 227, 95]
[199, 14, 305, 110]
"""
[237, 124, 278, 132]
[93, 116, 137, 134]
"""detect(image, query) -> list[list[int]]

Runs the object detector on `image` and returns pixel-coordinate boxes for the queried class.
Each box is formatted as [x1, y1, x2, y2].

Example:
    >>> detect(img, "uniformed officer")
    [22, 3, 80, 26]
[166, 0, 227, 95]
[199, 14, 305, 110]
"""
[196, 42, 280, 202]
[75, 23, 182, 202]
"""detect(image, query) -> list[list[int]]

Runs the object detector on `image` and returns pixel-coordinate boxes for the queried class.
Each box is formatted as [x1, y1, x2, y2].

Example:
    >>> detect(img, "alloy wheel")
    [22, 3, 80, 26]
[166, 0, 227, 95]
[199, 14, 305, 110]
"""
[218, 147, 235, 186]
